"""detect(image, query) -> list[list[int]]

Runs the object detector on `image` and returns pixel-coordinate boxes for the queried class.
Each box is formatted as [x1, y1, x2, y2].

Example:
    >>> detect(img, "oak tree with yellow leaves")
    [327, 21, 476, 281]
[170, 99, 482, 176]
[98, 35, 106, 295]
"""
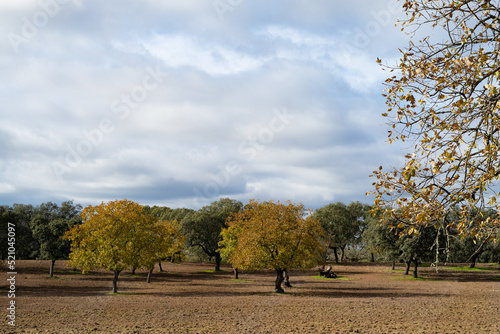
[219, 200, 324, 293]
[371, 1, 500, 243]
[64, 199, 183, 292]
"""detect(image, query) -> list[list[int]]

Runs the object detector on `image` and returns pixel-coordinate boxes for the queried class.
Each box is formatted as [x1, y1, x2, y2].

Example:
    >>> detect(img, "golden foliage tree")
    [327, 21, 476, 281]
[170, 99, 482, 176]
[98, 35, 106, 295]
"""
[220, 200, 324, 293]
[143, 219, 185, 283]
[371, 1, 500, 241]
[64, 199, 182, 292]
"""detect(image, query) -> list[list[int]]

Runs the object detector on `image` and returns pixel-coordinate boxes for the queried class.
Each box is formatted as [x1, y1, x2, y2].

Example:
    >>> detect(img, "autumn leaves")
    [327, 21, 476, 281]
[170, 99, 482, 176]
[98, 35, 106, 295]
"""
[64, 200, 185, 293]
[220, 200, 324, 293]
[64, 199, 325, 294]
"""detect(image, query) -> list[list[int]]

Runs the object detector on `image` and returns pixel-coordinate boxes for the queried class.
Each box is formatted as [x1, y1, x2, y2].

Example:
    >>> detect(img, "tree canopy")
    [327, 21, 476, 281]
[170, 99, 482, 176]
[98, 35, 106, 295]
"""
[64, 199, 178, 292]
[30, 201, 82, 277]
[371, 0, 500, 241]
[313, 202, 369, 262]
[220, 199, 324, 293]
[181, 198, 243, 271]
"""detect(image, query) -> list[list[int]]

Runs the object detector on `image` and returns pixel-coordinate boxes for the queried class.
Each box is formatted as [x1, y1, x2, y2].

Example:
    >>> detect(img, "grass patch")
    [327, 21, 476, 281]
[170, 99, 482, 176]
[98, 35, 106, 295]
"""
[310, 275, 350, 280]
[48, 276, 64, 279]
[107, 292, 137, 295]
[446, 266, 498, 271]
[123, 274, 143, 277]
[230, 279, 254, 283]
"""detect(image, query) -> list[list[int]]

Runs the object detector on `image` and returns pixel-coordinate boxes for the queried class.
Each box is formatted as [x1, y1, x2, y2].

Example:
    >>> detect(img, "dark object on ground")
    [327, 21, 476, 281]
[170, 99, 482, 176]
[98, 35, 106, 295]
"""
[319, 266, 337, 278]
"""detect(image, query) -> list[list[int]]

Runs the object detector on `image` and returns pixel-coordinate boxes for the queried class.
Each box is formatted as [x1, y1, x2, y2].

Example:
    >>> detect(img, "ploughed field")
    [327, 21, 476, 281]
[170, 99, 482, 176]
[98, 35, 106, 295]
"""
[1, 261, 500, 333]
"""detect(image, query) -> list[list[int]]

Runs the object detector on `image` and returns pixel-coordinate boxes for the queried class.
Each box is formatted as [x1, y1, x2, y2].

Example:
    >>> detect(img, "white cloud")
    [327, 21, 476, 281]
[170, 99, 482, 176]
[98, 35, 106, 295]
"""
[142, 34, 264, 75]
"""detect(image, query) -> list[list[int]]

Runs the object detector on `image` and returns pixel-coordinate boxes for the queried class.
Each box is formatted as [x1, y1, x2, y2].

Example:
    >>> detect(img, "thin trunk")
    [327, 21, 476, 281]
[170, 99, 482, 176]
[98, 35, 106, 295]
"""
[147, 269, 153, 283]
[214, 252, 222, 271]
[445, 227, 451, 265]
[434, 227, 440, 273]
[112, 270, 121, 293]
[234, 268, 239, 279]
[275, 269, 284, 293]
[49, 259, 56, 278]
[131, 267, 136, 275]
[332, 247, 339, 264]
[283, 269, 292, 288]
[404, 261, 411, 275]
[370, 253, 375, 263]
[469, 255, 477, 268]
[413, 259, 419, 278]
[391, 260, 396, 270]
[322, 249, 328, 270]
[340, 246, 346, 262]
[158, 262, 163, 272]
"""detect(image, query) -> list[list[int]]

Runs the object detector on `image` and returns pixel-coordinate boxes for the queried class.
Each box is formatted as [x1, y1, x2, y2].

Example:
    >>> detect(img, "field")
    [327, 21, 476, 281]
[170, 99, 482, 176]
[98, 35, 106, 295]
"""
[1, 261, 500, 333]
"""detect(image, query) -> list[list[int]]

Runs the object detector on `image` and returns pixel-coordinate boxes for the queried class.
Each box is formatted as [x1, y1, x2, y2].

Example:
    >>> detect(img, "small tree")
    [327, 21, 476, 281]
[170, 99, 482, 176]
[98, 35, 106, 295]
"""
[31, 201, 82, 277]
[220, 200, 324, 293]
[362, 218, 400, 269]
[64, 199, 163, 293]
[143, 219, 185, 283]
[182, 198, 243, 271]
[314, 202, 368, 263]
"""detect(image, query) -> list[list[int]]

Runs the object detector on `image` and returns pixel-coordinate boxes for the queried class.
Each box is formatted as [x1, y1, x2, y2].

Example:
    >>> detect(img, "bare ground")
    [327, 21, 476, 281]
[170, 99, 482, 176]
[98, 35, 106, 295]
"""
[1, 260, 500, 333]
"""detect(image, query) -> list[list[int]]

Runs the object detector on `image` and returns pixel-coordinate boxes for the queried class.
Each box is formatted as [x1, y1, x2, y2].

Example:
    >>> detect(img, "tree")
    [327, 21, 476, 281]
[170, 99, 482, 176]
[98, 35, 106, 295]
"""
[313, 202, 368, 263]
[30, 201, 82, 277]
[370, 1, 500, 241]
[143, 219, 185, 283]
[64, 199, 165, 293]
[396, 224, 437, 278]
[181, 198, 243, 271]
[4, 204, 39, 260]
[220, 200, 324, 293]
[362, 217, 401, 269]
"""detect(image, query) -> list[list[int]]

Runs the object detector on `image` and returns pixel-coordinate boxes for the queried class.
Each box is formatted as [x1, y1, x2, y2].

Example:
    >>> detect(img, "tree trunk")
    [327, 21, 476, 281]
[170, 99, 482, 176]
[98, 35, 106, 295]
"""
[332, 247, 339, 264]
[49, 259, 56, 278]
[147, 269, 153, 283]
[413, 259, 419, 278]
[340, 246, 346, 262]
[234, 268, 239, 279]
[275, 269, 285, 293]
[158, 262, 163, 272]
[112, 270, 121, 293]
[370, 253, 375, 263]
[469, 253, 479, 268]
[322, 249, 328, 270]
[214, 252, 222, 271]
[131, 267, 136, 275]
[404, 261, 411, 275]
[391, 260, 396, 270]
[283, 269, 292, 288]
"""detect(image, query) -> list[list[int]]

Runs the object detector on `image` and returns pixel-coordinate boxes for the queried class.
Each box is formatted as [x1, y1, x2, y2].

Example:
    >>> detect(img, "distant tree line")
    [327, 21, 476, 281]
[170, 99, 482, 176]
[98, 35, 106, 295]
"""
[363, 207, 500, 277]
[2, 198, 499, 288]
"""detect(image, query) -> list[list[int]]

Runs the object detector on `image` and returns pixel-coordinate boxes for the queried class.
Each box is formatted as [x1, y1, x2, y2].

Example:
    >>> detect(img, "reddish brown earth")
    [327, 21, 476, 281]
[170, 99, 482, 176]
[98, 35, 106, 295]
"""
[1, 260, 500, 333]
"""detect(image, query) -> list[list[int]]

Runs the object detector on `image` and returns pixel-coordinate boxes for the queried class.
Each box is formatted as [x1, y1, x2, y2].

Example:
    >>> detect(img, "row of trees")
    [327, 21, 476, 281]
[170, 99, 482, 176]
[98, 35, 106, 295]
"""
[2, 198, 499, 290]
[364, 207, 500, 277]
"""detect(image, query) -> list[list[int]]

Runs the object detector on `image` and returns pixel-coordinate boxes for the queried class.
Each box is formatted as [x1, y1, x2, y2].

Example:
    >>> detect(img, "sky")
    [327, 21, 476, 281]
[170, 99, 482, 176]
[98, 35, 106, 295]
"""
[0, 0, 413, 210]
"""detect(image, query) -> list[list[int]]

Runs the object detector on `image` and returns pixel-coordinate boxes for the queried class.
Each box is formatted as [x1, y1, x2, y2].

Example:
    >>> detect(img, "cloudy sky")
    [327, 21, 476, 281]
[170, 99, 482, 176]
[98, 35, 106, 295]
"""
[0, 0, 412, 210]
